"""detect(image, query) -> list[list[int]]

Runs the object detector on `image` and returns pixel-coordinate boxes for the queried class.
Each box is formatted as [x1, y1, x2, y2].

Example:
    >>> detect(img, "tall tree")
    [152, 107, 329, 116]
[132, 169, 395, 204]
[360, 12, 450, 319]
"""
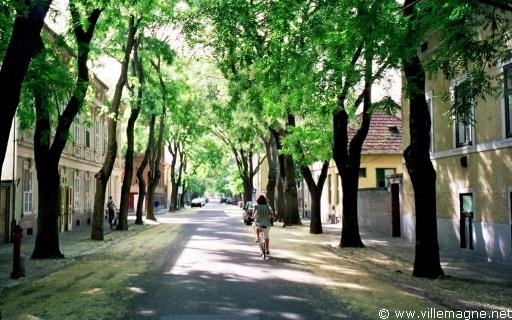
[118, 35, 144, 230]
[91, 15, 140, 240]
[0, 0, 53, 180]
[135, 114, 155, 224]
[28, 2, 102, 259]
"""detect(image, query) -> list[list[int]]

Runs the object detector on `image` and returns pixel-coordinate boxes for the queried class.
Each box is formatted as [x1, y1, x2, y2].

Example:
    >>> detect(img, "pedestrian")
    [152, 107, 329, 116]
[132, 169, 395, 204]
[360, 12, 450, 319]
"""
[106, 196, 117, 229]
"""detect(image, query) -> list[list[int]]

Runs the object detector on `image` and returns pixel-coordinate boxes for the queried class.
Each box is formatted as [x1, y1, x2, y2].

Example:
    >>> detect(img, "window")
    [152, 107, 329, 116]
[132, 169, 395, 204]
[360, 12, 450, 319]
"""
[85, 126, 91, 148]
[85, 172, 90, 210]
[95, 120, 100, 151]
[376, 168, 395, 188]
[335, 175, 340, 204]
[23, 160, 33, 214]
[359, 168, 367, 178]
[103, 121, 108, 154]
[454, 84, 474, 147]
[504, 65, 512, 138]
[426, 93, 434, 153]
[327, 174, 332, 204]
[74, 122, 81, 144]
[74, 171, 80, 210]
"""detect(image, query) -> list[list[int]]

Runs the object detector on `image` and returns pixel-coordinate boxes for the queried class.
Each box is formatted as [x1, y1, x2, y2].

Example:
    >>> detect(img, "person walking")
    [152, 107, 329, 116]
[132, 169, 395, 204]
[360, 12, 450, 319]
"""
[106, 196, 117, 229]
[252, 195, 274, 254]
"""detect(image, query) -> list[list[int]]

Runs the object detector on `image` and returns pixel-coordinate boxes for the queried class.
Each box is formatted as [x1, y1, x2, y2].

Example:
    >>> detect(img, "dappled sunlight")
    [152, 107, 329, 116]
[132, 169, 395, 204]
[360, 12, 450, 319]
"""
[364, 239, 391, 246]
[337, 282, 371, 290]
[365, 257, 395, 266]
[278, 312, 304, 319]
[318, 264, 364, 276]
[127, 286, 146, 294]
[26, 316, 43, 320]
[272, 295, 308, 302]
[82, 288, 104, 294]
[464, 300, 512, 312]
[137, 309, 156, 316]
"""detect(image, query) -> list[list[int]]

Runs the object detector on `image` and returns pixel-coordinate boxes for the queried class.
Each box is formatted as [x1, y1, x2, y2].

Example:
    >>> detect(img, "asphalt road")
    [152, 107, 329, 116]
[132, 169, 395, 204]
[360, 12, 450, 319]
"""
[127, 204, 351, 320]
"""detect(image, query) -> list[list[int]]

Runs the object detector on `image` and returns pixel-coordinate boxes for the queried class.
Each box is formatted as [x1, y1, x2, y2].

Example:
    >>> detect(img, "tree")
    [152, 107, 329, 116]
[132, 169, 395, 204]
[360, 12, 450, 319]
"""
[118, 35, 144, 230]
[281, 111, 332, 234]
[293, 0, 402, 246]
[0, 0, 53, 180]
[23, 1, 102, 259]
[92, 14, 140, 240]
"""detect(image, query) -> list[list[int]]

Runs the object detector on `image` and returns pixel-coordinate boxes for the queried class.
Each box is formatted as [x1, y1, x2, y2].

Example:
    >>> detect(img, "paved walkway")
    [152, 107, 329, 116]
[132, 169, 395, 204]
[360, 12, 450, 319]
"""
[313, 218, 512, 283]
[0, 207, 170, 289]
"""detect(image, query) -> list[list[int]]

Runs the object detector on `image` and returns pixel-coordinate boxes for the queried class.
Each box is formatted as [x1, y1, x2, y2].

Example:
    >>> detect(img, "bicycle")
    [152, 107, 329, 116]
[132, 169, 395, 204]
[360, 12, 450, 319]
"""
[257, 225, 267, 260]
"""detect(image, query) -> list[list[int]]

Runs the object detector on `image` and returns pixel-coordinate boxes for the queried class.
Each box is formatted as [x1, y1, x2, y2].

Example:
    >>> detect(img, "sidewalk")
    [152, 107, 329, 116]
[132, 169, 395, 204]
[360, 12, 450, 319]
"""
[0, 210, 169, 290]
[305, 217, 512, 284]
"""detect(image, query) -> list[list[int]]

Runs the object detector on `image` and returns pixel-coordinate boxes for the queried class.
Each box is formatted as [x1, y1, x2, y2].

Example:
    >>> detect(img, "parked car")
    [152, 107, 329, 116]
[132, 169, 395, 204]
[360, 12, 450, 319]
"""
[191, 197, 206, 208]
[243, 201, 254, 225]
[220, 197, 227, 204]
[226, 198, 238, 205]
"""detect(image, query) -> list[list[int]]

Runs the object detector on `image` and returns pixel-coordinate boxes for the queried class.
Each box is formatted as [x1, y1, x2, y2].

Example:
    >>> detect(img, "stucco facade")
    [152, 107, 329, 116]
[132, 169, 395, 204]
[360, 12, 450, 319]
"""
[401, 48, 512, 262]
[0, 75, 123, 240]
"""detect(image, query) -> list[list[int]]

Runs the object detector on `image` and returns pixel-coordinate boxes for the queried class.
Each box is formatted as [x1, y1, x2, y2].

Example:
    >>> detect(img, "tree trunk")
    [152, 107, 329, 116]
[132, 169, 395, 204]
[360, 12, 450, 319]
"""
[118, 36, 143, 230]
[31, 89, 63, 259]
[32, 161, 63, 258]
[243, 178, 253, 204]
[175, 152, 185, 210]
[276, 176, 286, 222]
[282, 113, 301, 226]
[302, 161, 328, 234]
[92, 15, 138, 240]
[340, 168, 364, 247]
[32, 5, 101, 256]
[403, 0, 443, 279]
[168, 142, 178, 211]
[265, 132, 277, 210]
[333, 52, 373, 248]
[283, 154, 301, 226]
[135, 115, 155, 224]
[146, 59, 167, 221]
[0, 0, 51, 180]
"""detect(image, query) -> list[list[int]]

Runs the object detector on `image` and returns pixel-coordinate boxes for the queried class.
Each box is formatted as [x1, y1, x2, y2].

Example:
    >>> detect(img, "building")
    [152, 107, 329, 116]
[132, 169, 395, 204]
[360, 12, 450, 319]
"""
[401, 52, 512, 263]
[308, 112, 403, 227]
[0, 75, 123, 242]
[128, 152, 168, 212]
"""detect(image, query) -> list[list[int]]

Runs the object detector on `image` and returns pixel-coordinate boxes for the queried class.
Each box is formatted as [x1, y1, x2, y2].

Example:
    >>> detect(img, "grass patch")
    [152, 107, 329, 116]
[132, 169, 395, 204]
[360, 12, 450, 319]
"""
[0, 223, 182, 320]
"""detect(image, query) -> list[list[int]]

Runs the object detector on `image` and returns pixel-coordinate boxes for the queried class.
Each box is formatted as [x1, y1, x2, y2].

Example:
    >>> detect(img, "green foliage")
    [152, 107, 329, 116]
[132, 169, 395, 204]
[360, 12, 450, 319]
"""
[422, 1, 512, 119]
[17, 38, 75, 131]
[0, 0, 15, 61]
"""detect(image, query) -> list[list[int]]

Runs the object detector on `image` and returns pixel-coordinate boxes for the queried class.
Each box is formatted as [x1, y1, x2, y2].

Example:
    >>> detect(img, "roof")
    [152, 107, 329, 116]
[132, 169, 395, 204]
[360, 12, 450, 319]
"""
[349, 112, 402, 154]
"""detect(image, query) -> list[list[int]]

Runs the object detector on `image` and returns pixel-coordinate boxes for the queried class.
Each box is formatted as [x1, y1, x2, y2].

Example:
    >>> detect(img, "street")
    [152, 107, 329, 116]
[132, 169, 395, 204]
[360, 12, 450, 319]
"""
[1, 204, 510, 320]
[128, 204, 352, 320]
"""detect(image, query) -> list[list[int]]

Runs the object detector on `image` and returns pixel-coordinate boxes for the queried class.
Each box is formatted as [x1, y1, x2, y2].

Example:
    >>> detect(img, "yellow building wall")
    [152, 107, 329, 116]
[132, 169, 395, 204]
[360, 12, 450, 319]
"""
[358, 154, 403, 189]
[434, 149, 512, 224]
[401, 38, 512, 260]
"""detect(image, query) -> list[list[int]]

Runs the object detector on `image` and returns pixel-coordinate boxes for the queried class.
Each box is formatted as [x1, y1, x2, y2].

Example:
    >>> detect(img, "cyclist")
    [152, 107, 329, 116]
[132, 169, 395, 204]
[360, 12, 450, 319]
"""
[253, 195, 274, 254]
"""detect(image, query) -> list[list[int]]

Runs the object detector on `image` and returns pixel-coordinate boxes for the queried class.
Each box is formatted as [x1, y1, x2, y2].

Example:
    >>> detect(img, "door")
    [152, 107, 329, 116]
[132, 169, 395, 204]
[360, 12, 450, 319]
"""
[391, 183, 401, 237]
[459, 193, 474, 249]
[129, 193, 135, 211]
[0, 187, 9, 244]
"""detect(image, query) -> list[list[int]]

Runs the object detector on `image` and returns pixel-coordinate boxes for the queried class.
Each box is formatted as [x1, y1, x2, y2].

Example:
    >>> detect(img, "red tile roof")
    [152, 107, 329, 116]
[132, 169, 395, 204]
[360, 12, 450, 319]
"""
[349, 112, 402, 154]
